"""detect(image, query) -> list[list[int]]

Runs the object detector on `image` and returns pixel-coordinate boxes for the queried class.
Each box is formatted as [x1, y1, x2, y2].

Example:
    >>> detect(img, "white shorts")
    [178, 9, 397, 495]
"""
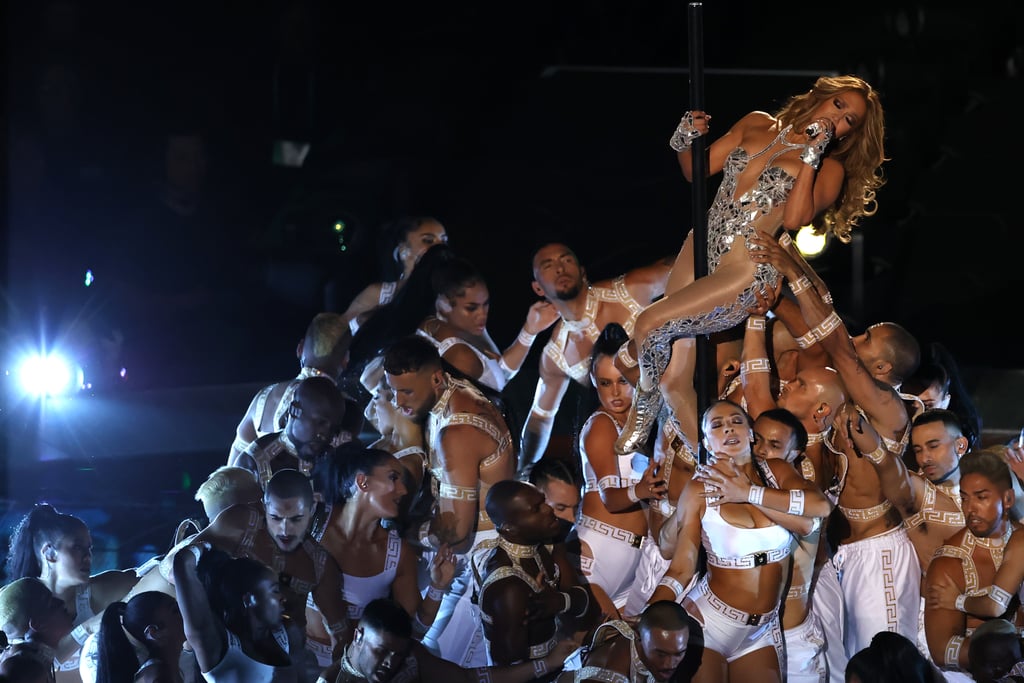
[784, 611, 827, 683]
[812, 525, 920, 683]
[576, 514, 644, 610]
[685, 575, 783, 666]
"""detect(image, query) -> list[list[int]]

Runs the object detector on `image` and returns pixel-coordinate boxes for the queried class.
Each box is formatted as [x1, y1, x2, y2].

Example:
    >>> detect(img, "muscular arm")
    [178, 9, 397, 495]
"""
[481, 579, 533, 665]
[521, 353, 571, 467]
[230, 393, 261, 463]
[311, 554, 350, 655]
[172, 548, 225, 674]
[740, 315, 775, 420]
[935, 530, 1024, 618]
[844, 411, 921, 517]
[648, 481, 703, 605]
[432, 425, 488, 553]
[924, 555, 971, 669]
[415, 640, 576, 682]
[584, 415, 656, 513]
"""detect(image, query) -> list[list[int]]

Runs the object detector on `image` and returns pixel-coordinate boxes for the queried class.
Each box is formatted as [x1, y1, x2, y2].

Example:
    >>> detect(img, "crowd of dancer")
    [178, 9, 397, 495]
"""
[2, 73, 1021, 683]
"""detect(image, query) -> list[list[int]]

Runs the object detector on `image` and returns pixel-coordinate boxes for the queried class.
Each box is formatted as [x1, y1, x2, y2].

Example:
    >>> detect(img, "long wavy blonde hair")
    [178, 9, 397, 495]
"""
[775, 75, 887, 243]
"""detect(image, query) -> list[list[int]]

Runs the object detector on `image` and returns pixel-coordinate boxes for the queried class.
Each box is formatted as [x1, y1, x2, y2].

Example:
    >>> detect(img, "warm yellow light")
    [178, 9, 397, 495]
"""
[795, 225, 827, 258]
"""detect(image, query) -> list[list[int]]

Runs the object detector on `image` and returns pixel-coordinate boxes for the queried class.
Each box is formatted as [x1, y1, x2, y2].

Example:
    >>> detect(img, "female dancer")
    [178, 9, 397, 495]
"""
[417, 256, 558, 392]
[305, 444, 456, 670]
[653, 400, 830, 682]
[172, 546, 289, 683]
[576, 322, 668, 615]
[94, 592, 185, 683]
[341, 216, 448, 335]
[5, 504, 140, 682]
[616, 75, 886, 454]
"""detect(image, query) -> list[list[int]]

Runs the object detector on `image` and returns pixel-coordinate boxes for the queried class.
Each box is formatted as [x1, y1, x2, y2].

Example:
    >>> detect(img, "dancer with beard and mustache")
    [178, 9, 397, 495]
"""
[159, 469, 348, 681]
[521, 243, 672, 467]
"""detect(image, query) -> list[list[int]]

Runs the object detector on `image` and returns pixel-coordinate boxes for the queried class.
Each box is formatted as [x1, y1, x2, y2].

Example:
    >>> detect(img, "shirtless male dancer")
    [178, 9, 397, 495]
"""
[229, 376, 346, 489]
[157, 469, 348, 682]
[230, 312, 352, 463]
[749, 229, 923, 682]
[383, 335, 517, 667]
[520, 243, 671, 466]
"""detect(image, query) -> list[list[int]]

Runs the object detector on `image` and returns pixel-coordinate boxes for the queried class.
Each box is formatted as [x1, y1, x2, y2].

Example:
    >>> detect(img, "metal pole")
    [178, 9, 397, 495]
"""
[688, 2, 714, 466]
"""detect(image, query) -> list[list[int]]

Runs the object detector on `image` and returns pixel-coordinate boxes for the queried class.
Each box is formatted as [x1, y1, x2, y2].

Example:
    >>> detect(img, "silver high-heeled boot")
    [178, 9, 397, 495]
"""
[614, 322, 679, 455]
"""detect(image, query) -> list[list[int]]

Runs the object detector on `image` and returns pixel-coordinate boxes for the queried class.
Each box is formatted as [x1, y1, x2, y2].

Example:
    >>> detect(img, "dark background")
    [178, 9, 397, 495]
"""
[2, 1, 1023, 571]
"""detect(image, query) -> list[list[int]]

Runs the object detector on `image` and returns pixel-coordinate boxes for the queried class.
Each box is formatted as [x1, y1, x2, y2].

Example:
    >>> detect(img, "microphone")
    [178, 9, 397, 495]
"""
[805, 120, 833, 138]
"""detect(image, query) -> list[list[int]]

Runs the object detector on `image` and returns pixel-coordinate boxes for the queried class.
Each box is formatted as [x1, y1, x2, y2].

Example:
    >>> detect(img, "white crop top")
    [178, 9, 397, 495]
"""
[701, 500, 793, 569]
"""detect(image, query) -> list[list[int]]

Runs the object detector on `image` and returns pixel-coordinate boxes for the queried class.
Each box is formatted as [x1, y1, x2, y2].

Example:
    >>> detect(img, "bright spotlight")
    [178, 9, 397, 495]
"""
[16, 353, 82, 397]
[795, 225, 828, 258]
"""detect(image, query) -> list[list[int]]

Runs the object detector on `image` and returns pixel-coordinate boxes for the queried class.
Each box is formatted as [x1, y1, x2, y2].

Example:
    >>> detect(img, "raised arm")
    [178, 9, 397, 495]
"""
[740, 315, 777, 420]
[229, 392, 262, 463]
[843, 409, 921, 518]
[521, 352, 571, 467]
[498, 301, 560, 381]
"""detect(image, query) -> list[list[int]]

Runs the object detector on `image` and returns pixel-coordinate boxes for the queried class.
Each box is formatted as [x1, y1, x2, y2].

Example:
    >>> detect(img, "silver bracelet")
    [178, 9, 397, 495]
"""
[809, 311, 843, 342]
[954, 593, 967, 612]
[517, 329, 537, 347]
[747, 485, 766, 506]
[426, 584, 446, 602]
[626, 483, 641, 503]
[800, 130, 833, 170]
[794, 331, 817, 350]
[658, 576, 686, 601]
[669, 111, 703, 151]
[778, 232, 793, 247]
[616, 342, 639, 369]
[71, 624, 89, 645]
[989, 585, 1013, 611]
[788, 490, 805, 515]
[789, 276, 813, 296]
[864, 444, 887, 465]
[740, 358, 771, 375]
[745, 316, 766, 331]
[533, 659, 548, 677]
[571, 585, 590, 617]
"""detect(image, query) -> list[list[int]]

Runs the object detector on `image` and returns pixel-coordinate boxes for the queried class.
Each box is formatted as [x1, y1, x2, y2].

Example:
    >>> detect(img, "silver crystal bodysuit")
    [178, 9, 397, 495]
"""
[639, 126, 802, 386]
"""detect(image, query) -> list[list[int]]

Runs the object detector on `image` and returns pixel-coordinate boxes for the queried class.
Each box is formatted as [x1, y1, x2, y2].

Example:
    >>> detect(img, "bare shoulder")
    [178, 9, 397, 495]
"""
[90, 569, 140, 606]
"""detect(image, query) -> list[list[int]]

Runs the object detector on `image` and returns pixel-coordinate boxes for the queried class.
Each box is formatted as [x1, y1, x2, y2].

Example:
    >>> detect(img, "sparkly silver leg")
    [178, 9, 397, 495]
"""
[614, 308, 741, 456]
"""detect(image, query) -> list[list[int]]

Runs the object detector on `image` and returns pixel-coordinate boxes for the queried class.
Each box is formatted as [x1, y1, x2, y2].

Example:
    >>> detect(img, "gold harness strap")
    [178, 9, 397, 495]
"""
[543, 278, 643, 385]
[904, 481, 964, 531]
[932, 525, 1013, 596]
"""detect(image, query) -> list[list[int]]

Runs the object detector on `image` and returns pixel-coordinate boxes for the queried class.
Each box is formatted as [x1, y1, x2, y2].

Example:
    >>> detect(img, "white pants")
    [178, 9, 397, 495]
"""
[623, 531, 671, 618]
[812, 526, 921, 683]
[421, 529, 498, 667]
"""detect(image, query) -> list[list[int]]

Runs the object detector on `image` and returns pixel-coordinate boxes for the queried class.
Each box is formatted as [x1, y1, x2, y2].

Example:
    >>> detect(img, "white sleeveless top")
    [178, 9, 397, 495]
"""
[202, 626, 289, 683]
